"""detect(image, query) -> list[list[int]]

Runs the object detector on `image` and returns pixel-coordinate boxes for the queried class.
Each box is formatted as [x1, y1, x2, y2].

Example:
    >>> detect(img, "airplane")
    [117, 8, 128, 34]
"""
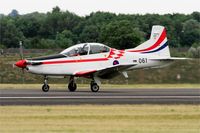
[15, 25, 187, 92]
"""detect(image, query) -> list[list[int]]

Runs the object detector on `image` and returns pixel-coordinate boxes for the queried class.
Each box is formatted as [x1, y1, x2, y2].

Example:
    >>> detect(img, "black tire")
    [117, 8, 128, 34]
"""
[91, 83, 99, 92]
[68, 82, 77, 92]
[42, 84, 49, 92]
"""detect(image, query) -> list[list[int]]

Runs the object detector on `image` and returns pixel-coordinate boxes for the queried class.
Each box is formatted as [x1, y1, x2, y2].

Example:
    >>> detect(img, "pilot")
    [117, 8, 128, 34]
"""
[101, 46, 108, 53]
[79, 44, 88, 55]
[79, 49, 87, 55]
[73, 48, 80, 56]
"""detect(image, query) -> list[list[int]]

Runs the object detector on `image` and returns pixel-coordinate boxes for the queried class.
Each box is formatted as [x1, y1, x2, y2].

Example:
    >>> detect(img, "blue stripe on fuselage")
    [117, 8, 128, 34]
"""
[142, 42, 168, 54]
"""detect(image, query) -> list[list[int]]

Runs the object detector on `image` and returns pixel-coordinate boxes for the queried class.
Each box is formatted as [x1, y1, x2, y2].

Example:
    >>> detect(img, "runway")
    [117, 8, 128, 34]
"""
[0, 88, 199, 105]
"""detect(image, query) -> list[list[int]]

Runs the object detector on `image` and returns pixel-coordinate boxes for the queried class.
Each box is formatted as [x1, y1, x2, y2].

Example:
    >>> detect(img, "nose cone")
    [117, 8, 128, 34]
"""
[15, 60, 27, 68]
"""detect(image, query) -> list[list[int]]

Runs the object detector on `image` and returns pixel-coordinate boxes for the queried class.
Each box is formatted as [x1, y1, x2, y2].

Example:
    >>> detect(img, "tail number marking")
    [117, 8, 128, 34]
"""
[139, 58, 147, 63]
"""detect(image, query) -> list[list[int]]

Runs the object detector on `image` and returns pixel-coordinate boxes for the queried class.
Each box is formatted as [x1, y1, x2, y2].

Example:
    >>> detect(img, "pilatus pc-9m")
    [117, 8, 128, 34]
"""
[15, 25, 186, 92]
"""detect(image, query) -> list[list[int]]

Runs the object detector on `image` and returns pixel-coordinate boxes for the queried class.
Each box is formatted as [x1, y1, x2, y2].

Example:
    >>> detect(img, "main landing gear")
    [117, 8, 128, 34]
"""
[68, 76, 77, 92]
[67, 76, 100, 92]
[41, 75, 100, 92]
[90, 80, 99, 92]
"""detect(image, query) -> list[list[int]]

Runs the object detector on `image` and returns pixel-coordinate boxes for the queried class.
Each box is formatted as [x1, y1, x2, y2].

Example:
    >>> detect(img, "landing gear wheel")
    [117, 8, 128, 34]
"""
[42, 75, 49, 92]
[68, 82, 77, 92]
[90, 82, 99, 92]
[42, 84, 49, 92]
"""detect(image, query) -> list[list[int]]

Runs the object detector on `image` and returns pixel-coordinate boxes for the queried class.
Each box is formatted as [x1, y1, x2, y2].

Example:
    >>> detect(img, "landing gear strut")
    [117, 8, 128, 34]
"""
[68, 76, 77, 92]
[90, 81, 99, 92]
[42, 76, 49, 92]
[41, 76, 100, 92]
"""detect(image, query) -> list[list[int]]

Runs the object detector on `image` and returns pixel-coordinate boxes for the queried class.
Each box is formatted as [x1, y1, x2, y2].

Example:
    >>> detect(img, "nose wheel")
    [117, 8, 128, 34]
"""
[42, 76, 49, 92]
[42, 84, 49, 92]
[90, 81, 99, 92]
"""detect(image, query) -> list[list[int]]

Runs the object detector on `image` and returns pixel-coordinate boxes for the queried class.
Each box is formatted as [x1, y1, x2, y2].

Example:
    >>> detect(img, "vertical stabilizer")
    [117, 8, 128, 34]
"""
[127, 25, 170, 57]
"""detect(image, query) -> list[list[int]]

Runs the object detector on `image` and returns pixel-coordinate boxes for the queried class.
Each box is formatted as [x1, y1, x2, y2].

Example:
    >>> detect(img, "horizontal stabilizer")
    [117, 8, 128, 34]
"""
[150, 57, 192, 61]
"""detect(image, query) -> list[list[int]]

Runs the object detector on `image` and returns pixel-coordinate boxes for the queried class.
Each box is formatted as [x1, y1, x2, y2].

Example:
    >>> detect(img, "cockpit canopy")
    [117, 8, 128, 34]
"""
[60, 43, 110, 57]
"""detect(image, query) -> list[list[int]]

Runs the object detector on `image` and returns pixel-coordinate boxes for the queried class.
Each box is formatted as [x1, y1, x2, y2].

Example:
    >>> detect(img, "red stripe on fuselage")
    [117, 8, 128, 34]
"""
[128, 28, 166, 52]
[75, 70, 97, 76]
[42, 58, 109, 65]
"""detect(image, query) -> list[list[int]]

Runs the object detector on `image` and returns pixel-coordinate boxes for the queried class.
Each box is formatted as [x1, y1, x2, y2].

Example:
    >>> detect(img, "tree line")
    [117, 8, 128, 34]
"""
[0, 7, 200, 49]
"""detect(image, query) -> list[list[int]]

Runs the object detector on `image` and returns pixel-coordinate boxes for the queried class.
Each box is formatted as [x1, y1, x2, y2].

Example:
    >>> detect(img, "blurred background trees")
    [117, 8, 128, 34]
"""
[0, 7, 199, 51]
[0, 8, 200, 83]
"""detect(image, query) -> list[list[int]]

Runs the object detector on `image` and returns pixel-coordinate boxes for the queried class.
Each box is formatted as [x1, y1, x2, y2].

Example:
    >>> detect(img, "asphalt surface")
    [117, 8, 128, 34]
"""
[0, 88, 200, 105]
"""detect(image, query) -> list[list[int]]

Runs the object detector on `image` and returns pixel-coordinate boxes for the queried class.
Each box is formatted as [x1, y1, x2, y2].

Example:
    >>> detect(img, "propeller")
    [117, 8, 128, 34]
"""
[13, 41, 24, 68]
[13, 41, 26, 83]
[19, 41, 25, 74]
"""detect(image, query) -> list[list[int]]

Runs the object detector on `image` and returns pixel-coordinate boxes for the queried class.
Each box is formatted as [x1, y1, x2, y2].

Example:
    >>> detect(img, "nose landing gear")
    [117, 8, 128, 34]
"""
[42, 76, 49, 92]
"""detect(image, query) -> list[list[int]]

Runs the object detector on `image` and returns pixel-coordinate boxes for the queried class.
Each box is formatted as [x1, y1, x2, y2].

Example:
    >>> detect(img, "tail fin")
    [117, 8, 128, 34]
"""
[127, 25, 170, 57]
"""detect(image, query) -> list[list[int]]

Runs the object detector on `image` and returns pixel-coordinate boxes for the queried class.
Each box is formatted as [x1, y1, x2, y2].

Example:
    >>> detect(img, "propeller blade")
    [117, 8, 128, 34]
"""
[22, 68, 25, 74]
[21, 68, 25, 84]
[19, 41, 24, 60]
[12, 63, 16, 68]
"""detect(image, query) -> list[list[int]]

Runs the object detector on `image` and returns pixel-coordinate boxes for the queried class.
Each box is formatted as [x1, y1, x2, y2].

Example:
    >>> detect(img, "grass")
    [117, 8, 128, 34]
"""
[0, 105, 199, 133]
[0, 83, 199, 90]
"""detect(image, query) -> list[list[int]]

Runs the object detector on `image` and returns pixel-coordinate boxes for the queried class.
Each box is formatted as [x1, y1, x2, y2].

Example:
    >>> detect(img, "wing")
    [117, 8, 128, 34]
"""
[96, 64, 136, 79]
[74, 64, 136, 79]
[74, 70, 97, 77]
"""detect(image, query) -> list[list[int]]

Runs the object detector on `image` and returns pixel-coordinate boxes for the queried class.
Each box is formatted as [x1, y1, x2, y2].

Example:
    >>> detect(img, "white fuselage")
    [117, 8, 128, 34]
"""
[26, 49, 172, 78]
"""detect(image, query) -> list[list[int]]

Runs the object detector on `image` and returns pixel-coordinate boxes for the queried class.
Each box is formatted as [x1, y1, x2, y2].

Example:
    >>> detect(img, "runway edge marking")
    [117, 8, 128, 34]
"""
[1, 96, 200, 99]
